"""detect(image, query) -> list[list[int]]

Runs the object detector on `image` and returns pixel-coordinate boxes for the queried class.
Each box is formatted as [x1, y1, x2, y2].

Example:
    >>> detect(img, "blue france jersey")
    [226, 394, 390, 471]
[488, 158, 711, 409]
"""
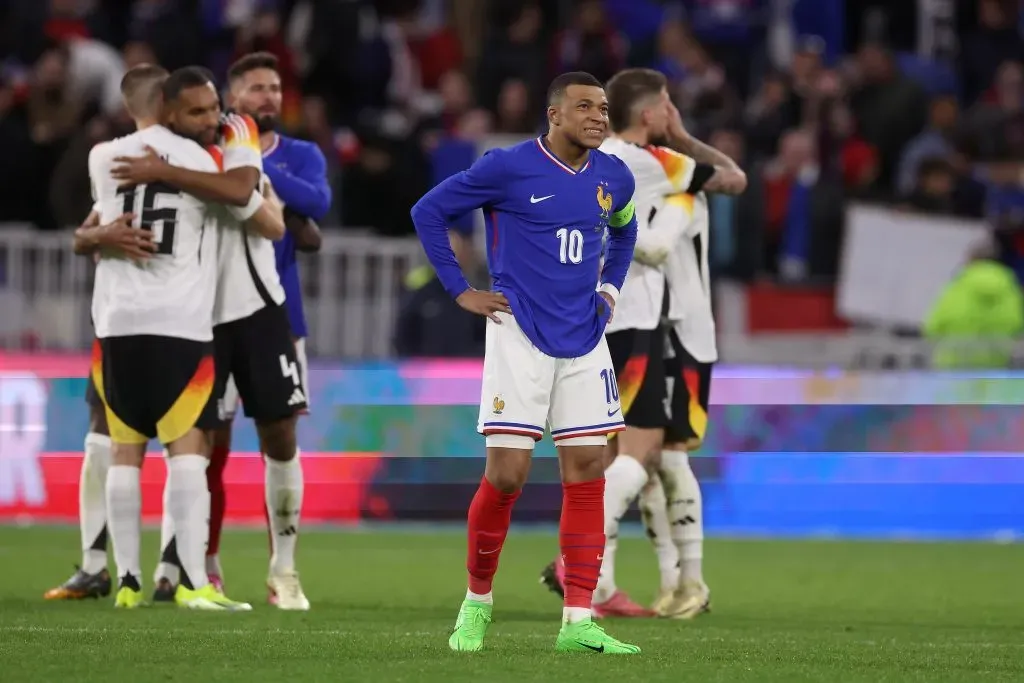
[263, 134, 332, 339]
[411, 137, 638, 358]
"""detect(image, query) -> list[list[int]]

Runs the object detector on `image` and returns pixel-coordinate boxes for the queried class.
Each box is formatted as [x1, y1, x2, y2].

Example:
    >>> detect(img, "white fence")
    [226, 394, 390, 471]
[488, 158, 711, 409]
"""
[0, 227, 426, 358]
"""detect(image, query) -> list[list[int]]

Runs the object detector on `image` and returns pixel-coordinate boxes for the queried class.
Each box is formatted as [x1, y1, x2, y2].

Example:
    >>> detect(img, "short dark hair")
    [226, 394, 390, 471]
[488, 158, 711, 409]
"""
[227, 51, 279, 83]
[605, 68, 667, 132]
[162, 66, 215, 102]
[120, 64, 169, 116]
[547, 71, 603, 106]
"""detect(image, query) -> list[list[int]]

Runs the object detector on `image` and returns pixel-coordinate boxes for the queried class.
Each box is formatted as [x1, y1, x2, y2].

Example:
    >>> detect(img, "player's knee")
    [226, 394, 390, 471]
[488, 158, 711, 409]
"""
[483, 441, 533, 492]
[556, 437, 607, 482]
[256, 416, 298, 461]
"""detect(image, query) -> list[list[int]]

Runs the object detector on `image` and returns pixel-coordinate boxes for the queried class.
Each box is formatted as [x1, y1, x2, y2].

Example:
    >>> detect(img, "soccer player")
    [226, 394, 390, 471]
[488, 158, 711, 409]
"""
[539, 68, 746, 618]
[89, 66, 261, 610]
[200, 51, 329, 604]
[44, 64, 175, 601]
[411, 71, 641, 654]
[113, 67, 311, 611]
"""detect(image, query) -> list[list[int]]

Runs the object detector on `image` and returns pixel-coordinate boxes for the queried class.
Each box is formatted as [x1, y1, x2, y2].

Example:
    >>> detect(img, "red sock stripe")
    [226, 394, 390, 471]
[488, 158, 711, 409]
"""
[466, 476, 520, 594]
[206, 445, 229, 557]
[559, 478, 605, 608]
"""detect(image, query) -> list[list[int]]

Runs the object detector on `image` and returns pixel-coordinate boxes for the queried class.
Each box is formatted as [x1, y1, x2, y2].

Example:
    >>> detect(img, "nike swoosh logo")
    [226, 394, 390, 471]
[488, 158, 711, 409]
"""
[578, 642, 604, 652]
[478, 548, 500, 555]
[530, 194, 555, 203]
[607, 407, 620, 417]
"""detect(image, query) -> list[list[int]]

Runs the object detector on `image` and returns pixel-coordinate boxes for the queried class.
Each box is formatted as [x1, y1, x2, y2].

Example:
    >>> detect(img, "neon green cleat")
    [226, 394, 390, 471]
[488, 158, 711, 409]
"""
[448, 599, 492, 652]
[113, 586, 146, 609]
[175, 583, 252, 611]
[555, 618, 641, 654]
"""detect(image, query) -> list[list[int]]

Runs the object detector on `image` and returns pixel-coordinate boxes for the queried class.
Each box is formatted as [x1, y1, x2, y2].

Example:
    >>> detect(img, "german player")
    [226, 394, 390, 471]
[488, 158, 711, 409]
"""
[412, 72, 641, 654]
[113, 67, 311, 611]
[45, 65, 183, 601]
[89, 66, 259, 610]
[199, 52, 328, 604]
[644, 100, 742, 618]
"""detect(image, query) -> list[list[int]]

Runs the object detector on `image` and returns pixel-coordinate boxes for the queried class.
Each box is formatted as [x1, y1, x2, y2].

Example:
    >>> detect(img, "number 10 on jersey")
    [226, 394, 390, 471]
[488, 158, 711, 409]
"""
[556, 228, 584, 264]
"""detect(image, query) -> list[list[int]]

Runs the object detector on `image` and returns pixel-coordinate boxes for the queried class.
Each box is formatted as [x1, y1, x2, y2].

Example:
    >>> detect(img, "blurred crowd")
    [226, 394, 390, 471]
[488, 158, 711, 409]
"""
[3, 0, 1024, 291]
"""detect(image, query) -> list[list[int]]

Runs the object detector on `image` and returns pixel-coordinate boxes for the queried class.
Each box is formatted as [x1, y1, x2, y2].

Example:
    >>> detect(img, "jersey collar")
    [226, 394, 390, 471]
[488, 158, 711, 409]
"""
[535, 136, 591, 175]
[262, 133, 280, 158]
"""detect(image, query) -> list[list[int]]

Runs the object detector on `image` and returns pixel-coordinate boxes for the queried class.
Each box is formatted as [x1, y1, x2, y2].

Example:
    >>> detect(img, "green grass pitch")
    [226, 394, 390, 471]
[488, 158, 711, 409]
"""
[1, 526, 1022, 682]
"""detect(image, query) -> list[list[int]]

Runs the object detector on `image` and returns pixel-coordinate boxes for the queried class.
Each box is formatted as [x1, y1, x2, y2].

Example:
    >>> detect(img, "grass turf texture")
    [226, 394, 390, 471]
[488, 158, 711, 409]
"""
[1, 527, 1022, 682]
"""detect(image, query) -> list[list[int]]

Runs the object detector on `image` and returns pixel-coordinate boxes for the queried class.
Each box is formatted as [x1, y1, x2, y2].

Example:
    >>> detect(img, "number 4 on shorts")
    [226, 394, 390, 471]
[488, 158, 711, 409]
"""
[279, 354, 300, 386]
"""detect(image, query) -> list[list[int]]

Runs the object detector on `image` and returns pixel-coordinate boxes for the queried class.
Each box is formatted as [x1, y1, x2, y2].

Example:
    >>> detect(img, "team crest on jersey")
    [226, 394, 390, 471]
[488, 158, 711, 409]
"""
[596, 182, 613, 220]
[492, 395, 505, 414]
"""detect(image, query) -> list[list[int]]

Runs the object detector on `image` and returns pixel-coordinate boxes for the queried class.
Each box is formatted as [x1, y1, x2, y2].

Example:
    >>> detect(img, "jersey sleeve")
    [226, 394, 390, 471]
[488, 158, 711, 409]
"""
[645, 146, 702, 195]
[600, 158, 639, 297]
[87, 143, 113, 220]
[410, 149, 507, 299]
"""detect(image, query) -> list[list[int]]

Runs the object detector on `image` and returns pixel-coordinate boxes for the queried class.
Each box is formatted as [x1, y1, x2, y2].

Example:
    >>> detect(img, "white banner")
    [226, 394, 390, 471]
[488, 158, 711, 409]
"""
[837, 205, 991, 328]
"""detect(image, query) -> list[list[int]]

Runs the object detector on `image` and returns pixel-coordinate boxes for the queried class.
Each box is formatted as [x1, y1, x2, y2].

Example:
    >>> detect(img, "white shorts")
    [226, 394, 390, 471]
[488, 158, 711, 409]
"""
[477, 312, 625, 443]
[220, 337, 309, 421]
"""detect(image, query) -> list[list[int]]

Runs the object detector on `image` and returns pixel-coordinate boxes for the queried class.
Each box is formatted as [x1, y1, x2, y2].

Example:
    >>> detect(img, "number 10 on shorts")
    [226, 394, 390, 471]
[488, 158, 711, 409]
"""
[599, 368, 619, 405]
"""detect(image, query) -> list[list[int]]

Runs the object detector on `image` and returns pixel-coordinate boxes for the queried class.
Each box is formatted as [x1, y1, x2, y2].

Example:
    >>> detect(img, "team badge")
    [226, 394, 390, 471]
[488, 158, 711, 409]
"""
[492, 396, 505, 414]
[596, 181, 613, 220]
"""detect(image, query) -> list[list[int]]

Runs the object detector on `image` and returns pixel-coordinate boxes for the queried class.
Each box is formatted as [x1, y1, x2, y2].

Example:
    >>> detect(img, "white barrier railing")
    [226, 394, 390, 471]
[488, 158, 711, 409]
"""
[0, 227, 427, 358]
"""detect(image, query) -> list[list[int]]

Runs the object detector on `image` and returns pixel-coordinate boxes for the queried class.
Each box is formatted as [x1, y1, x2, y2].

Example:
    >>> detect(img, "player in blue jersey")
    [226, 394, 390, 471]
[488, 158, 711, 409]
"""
[199, 52, 330, 606]
[411, 71, 641, 654]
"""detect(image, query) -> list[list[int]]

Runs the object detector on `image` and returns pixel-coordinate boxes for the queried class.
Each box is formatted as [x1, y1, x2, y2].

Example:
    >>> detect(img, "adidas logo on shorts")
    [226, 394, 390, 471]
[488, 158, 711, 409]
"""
[288, 388, 306, 406]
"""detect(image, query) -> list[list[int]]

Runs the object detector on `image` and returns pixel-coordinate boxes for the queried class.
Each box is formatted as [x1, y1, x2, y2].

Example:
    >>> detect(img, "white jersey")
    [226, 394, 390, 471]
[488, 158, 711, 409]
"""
[600, 138, 700, 332]
[89, 125, 220, 342]
[663, 191, 717, 362]
[213, 169, 285, 325]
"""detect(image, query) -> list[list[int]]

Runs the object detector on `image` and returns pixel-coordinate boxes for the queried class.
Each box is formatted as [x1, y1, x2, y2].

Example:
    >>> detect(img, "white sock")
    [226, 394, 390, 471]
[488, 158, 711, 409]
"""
[562, 606, 592, 624]
[661, 449, 704, 586]
[105, 465, 141, 583]
[466, 588, 492, 605]
[265, 452, 304, 575]
[154, 465, 180, 585]
[166, 455, 210, 591]
[80, 433, 111, 574]
[594, 454, 648, 603]
[639, 473, 680, 592]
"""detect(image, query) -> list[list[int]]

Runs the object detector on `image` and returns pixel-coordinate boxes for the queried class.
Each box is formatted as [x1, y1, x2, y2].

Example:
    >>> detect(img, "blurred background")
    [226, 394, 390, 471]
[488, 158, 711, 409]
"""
[0, 0, 1022, 537]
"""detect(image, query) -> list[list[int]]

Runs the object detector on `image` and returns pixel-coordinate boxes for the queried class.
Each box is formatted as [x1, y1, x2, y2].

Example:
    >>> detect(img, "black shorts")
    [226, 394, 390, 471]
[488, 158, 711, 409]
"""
[91, 336, 219, 445]
[213, 303, 306, 423]
[606, 326, 668, 429]
[664, 328, 713, 448]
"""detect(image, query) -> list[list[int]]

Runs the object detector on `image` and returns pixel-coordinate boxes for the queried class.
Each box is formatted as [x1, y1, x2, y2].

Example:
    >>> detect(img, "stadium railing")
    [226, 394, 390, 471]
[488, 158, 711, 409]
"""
[0, 226, 426, 358]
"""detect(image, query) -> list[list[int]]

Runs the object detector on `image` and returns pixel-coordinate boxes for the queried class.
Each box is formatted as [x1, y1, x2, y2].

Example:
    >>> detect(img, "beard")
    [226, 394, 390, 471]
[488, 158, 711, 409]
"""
[253, 112, 278, 133]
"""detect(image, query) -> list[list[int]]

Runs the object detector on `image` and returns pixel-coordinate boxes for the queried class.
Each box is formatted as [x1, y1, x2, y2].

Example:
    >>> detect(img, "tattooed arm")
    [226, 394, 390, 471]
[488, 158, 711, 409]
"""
[666, 104, 748, 195]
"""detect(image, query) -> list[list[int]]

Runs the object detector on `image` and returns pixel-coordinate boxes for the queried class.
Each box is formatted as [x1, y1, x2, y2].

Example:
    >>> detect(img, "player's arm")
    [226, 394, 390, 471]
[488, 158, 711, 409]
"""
[410, 150, 510, 322]
[599, 169, 640, 306]
[72, 213, 156, 261]
[71, 209, 101, 255]
[263, 143, 332, 221]
[633, 196, 693, 267]
[240, 178, 286, 241]
[665, 103, 747, 195]
[287, 210, 322, 252]
[112, 147, 259, 206]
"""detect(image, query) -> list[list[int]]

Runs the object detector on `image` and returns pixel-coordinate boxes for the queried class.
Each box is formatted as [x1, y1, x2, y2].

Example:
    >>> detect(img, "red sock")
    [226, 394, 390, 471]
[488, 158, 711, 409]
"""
[560, 478, 605, 608]
[206, 445, 229, 557]
[466, 476, 520, 595]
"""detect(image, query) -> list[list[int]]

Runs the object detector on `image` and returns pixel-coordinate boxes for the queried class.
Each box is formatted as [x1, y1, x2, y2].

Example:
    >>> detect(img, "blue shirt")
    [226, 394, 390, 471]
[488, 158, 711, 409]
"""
[411, 137, 638, 358]
[262, 134, 332, 338]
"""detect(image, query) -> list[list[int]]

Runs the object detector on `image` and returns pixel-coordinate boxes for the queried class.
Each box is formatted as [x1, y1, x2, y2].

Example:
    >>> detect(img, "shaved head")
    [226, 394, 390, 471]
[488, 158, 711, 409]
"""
[120, 64, 169, 120]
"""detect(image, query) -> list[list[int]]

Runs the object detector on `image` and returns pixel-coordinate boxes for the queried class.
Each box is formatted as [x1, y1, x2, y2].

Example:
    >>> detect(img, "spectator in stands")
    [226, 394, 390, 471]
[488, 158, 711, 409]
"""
[744, 70, 793, 159]
[0, 40, 82, 230]
[924, 238, 1024, 369]
[960, 0, 1024, 105]
[474, 1, 546, 113]
[897, 94, 960, 196]
[761, 128, 816, 277]
[394, 227, 486, 358]
[681, 0, 768, 98]
[965, 60, 1024, 162]
[901, 157, 958, 215]
[128, 0, 205, 73]
[549, 0, 627, 85]
[849, 42, 928, 196]
[494, 78, 537, 134]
